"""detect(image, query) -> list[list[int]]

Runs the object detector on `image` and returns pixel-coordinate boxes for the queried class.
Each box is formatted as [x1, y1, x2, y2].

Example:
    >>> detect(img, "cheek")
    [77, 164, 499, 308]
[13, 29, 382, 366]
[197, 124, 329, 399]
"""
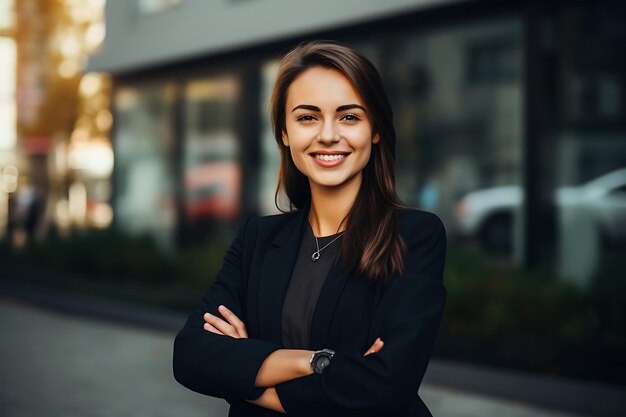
[352, 131, 374, 160]
[288, 145, 309, 174]
[357, 147, 373, 168]
[285, 128, 312, 157]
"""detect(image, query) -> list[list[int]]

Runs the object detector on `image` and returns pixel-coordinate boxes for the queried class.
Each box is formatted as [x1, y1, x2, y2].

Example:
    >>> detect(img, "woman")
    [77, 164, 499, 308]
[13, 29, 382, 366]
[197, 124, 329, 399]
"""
[173, 40, 447, 417]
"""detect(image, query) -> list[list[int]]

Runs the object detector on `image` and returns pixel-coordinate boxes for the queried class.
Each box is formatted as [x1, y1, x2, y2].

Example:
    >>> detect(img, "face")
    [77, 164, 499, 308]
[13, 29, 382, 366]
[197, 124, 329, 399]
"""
[282, 66, 380, 192]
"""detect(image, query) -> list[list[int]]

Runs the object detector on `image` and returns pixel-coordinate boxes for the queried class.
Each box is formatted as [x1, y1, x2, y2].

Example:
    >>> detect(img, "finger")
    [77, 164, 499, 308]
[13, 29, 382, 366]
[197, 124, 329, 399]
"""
[218, 305, 248, 338]
[364, 338, 384, 356]
[369, 337, 383, 352]
[203, 322, 224, 335]
[369, 339, 384, 355]
[204, 312, 238, 338]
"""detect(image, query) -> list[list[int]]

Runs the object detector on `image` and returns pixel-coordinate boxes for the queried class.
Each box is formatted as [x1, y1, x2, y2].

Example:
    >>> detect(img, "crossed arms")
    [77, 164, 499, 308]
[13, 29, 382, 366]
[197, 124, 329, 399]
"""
[202, 304, 385, 413]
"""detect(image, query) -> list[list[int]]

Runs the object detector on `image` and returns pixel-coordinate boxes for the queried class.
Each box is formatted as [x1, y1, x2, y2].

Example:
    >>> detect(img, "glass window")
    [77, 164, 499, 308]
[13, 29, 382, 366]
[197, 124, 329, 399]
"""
[114, 83, 177, 251]
[259, 60, 282, 215]
[183, 75, 241, 240]
[556, 3, 626, 286]
[376, 18, 524, 260]
[466, 37, 520, 84]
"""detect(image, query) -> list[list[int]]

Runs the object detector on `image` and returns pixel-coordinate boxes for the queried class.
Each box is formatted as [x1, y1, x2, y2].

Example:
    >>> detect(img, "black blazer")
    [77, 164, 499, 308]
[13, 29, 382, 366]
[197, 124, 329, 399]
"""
[173, 206, 447, 417]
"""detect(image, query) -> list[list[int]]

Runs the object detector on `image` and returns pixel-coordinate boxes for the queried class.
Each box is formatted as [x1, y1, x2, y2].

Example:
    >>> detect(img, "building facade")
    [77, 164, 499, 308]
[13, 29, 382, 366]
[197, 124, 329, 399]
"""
[89, 0, 626, 285]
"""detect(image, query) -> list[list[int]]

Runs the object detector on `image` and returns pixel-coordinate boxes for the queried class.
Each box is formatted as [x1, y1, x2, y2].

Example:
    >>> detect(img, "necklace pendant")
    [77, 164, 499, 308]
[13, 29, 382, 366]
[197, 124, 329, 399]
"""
[311, 251, 320, 262]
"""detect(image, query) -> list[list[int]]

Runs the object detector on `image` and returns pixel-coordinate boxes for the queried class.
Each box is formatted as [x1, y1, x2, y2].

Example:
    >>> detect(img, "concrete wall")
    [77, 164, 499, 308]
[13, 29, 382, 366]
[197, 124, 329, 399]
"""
[88, 0, 466, 74]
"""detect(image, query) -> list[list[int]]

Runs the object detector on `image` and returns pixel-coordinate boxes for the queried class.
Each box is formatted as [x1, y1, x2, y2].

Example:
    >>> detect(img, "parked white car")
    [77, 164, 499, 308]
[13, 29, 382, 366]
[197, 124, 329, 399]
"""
[454, 168, 626, 250]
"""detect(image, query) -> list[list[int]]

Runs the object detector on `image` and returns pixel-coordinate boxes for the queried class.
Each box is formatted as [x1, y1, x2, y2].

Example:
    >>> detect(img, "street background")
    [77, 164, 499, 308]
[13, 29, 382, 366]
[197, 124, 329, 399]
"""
[0, 290, 589, 417]
[0, 0, 625, 416]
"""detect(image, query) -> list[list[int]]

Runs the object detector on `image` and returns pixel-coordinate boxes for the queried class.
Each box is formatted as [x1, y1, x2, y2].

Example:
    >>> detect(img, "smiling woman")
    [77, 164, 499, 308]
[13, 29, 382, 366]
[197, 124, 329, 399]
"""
[173, 41, 447, 417]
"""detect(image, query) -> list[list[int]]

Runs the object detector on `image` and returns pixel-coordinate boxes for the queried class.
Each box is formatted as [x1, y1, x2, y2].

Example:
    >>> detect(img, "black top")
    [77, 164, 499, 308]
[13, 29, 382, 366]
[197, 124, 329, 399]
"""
[281, 217, 343, 349]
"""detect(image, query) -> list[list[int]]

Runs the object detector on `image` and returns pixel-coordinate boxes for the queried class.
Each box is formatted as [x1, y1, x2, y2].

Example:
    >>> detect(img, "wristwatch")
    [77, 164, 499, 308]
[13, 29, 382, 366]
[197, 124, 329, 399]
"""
[310, 348, 335, 374]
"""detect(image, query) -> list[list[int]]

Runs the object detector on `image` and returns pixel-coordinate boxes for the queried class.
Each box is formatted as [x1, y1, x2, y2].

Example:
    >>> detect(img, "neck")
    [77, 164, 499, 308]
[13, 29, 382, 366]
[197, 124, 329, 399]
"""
[308, 173, 361, 237]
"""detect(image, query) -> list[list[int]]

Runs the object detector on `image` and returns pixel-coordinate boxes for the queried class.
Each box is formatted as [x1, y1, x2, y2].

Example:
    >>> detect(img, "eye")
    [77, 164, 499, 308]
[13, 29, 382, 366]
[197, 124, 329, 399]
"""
[296, 114, 317, 122]
[341, 113, 361, 122]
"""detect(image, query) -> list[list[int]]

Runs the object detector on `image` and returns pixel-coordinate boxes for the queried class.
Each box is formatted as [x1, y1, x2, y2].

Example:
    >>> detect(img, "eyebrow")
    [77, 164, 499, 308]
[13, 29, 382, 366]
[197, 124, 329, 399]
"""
[291, 104, 366, 113]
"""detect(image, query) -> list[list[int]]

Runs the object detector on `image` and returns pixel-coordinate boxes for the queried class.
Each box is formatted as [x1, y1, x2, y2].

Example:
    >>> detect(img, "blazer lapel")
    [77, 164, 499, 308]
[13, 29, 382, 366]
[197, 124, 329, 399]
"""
[309, 260, 351, 350]
[257, 208, 307, 345]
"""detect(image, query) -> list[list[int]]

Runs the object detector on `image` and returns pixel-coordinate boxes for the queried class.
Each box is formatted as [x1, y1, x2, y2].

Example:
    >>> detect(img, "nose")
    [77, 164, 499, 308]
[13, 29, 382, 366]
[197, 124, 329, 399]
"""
[317, 120, 340, 144]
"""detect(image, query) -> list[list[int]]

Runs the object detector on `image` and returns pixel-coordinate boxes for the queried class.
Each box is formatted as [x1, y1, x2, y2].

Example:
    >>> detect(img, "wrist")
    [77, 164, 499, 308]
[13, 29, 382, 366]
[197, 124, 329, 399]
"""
[303, 350, 315, 376]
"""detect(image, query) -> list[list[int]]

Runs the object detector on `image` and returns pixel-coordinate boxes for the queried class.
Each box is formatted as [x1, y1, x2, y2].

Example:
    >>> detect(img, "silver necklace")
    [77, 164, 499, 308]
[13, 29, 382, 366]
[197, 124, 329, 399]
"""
[311, 230, 344, 262]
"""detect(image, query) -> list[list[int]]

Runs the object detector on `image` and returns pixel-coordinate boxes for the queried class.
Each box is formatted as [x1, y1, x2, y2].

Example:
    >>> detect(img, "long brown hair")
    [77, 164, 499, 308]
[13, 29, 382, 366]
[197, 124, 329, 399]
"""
[270, 40, 407, 282]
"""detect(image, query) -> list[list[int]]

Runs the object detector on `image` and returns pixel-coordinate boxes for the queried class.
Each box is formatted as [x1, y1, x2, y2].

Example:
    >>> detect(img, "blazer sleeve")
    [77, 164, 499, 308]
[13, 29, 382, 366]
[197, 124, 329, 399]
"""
[172, 216, 281, 401]
[274, 211, 447, 416]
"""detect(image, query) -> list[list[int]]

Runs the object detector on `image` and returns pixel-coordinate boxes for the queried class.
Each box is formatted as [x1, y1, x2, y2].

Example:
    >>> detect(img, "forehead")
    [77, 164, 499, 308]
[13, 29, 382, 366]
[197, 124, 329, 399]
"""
[286, 66, 365, 107]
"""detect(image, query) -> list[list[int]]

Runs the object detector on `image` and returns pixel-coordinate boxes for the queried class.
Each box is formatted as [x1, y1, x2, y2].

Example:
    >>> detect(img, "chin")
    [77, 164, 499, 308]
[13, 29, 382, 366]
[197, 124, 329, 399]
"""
[310, 173, 361, 189]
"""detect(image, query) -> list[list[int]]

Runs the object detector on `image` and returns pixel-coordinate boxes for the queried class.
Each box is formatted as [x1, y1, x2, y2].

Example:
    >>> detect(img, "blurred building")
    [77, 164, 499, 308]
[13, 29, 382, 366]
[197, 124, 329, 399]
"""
[88, 0, 626, 283]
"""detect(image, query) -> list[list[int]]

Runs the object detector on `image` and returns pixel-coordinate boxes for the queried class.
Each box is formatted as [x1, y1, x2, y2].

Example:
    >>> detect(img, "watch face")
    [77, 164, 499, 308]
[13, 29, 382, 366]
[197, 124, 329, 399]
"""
[318, 356, 330, 369]
[314, 354, 332, 373]
[312, 349, 335, 374]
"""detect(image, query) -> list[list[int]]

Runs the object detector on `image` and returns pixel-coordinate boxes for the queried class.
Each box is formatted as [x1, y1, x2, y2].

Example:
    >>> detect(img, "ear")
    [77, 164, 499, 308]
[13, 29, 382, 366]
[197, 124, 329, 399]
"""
[372, 132, 380, 144]
[282, 130, 290, 147]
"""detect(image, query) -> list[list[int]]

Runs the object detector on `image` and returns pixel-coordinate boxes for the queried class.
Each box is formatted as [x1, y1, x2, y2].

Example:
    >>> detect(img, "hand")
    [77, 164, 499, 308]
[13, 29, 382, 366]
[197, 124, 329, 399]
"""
[363, 337, 384, 356]
[203, 305, 248, 339]
[246, 387, 285, 413]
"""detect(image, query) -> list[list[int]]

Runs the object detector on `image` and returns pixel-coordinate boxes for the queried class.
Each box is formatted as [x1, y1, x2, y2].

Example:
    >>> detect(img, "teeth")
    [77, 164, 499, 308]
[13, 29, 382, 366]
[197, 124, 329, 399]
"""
[315, 154, 346, 161]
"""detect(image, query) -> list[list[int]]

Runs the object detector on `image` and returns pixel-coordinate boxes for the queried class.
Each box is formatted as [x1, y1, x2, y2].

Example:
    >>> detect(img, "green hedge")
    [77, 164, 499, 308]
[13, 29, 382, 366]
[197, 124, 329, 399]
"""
[0, 230, 228, 310]
[435, 246, 626, 386]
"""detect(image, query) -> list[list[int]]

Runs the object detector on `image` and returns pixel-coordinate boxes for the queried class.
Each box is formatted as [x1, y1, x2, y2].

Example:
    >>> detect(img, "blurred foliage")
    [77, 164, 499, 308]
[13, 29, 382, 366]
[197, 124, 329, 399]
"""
[435, 245, 626, 386]
[0, 230, 229, 310]
[2, 234, 625, 386]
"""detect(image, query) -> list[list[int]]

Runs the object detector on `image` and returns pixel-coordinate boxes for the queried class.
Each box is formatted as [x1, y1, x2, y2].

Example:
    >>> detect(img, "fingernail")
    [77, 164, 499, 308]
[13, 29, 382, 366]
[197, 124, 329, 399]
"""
[205, 313, 212, 318]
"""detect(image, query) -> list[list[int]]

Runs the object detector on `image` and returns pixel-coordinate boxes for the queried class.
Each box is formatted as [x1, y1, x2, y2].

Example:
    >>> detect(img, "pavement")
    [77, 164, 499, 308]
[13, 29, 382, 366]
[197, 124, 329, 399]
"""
[0, 297, 588, 417]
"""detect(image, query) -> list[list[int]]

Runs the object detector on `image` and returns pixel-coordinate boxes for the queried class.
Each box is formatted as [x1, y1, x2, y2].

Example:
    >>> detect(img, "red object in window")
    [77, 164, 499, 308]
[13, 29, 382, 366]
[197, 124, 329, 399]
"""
[183, 161, 241, 220]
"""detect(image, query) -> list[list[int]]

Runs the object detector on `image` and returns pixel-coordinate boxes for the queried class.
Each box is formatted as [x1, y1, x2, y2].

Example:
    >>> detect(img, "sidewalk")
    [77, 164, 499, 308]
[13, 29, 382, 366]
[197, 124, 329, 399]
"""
[0, 297, 586, 417]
